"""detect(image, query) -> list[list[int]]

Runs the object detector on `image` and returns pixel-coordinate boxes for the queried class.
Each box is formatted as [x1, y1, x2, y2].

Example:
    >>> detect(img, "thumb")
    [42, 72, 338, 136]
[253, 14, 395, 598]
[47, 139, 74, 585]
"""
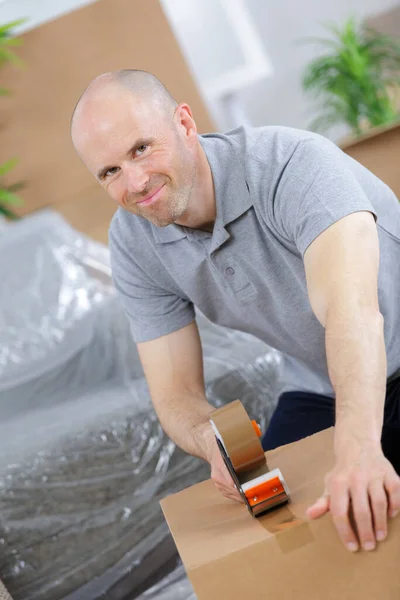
[306, 491, 329, 520]
[211, 455, 242, 501]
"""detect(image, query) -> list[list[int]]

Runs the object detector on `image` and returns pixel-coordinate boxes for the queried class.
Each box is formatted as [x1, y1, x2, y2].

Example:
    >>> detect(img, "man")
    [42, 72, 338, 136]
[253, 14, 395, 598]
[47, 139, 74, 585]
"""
[71, 69, 400, 554]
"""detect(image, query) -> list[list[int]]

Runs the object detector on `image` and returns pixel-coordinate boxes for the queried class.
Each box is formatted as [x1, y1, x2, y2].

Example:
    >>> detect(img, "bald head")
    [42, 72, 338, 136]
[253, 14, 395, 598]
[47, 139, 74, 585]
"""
[71, 70, 177, 143]
[71, 69, 190, 178]
[70, 69, 184, 185]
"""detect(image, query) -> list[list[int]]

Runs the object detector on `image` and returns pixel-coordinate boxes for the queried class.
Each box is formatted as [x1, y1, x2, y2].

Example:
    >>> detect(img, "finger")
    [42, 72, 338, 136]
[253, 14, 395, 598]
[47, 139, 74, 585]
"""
[213, 479, 234, 493]
[329, 481, 359, 552]
[306, 492, 330, 519]
[227, 494, 244, 504]
[214, 482, 243, 503]
[222, 491, 244, 503]
[351, 483, 375, 551]
[211, 467, 236, 489]
[230, 487, 243, 501]
[227, 489, 243, 503]
[384, 470, 400, 518]
[369, 479, 388, 542]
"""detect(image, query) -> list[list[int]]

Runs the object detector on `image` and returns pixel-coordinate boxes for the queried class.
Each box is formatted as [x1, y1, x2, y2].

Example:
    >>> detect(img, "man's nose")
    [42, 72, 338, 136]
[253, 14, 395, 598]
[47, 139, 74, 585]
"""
[124, 163, 150, 194]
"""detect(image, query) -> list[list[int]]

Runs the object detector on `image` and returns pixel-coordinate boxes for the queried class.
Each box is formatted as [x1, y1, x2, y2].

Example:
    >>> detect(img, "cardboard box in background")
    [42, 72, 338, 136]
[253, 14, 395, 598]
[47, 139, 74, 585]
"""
[161, 428, 400, 600]
[0, 0, 215, 244]
[340, 121, 400, 201]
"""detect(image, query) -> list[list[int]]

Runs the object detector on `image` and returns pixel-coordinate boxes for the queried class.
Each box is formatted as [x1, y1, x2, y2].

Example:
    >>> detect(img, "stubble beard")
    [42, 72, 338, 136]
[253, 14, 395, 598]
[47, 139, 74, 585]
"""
[141, 186, 188, 228]
[138, 162, 197, 228]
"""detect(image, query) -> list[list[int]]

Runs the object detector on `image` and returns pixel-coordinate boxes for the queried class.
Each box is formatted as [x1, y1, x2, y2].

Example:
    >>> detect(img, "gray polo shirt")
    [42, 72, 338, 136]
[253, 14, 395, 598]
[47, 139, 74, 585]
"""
[109, 126, 400, 387]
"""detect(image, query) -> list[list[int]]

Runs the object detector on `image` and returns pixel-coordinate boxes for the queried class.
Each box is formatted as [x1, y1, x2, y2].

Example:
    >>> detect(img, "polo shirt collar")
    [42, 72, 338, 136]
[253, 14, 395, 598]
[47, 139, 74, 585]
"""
[199, 130, 252, 227]
[151, 222, 187, 244]
[152, 129, 252, 246]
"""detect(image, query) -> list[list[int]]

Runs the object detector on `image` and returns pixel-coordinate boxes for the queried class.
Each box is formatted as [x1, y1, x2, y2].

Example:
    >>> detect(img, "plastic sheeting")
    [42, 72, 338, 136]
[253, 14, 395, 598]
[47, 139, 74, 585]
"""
[0, 211, 330, 600]
[0, 211, 114, 395]
[136, 563, 196, 600]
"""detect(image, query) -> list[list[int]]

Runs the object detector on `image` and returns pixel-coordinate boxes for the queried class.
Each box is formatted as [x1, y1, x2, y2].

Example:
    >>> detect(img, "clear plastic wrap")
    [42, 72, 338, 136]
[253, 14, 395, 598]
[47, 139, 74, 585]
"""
[0, 211, 327, 600]
[0, 211, 114, 394]
[136, 563, 196, 600]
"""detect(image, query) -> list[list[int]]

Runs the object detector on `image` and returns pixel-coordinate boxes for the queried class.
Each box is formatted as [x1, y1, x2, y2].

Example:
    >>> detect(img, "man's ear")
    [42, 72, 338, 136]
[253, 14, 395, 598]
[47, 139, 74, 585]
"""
[175, 103, 197, 140]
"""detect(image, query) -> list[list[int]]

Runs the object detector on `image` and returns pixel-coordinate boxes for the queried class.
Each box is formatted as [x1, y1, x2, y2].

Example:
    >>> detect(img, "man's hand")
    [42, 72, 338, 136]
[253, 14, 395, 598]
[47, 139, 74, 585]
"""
[202, 426, 243, 503]
[307, 444, 400, 552]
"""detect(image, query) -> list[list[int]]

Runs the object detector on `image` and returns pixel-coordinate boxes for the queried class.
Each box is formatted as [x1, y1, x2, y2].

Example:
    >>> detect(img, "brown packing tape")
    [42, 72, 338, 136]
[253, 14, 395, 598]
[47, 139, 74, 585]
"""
[258, 506, 314, 554]
[210, 400, 266, 473]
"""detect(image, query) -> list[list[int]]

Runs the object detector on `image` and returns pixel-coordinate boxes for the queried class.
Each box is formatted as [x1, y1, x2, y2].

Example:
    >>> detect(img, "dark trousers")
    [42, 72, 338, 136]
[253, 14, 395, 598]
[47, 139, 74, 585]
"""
[262, 377, 400, 474]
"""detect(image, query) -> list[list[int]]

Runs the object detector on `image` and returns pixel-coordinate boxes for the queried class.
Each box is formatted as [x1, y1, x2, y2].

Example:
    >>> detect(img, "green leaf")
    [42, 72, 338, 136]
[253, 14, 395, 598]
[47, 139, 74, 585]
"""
[0, 46, 23, 66]
[300, 16, 400, 134]
[0, 19, 27, 35]
[0, 158, 18, 176]
[0, 188, 23, 206]
[307, 113, 340, 134]
[0, 86, 10, 96]
[6, 181, 25, 193]
[0, 203, 19, 220]
[0, 37, 23, 47]
[296, 36, 340, 51]
[322, 19, 343, 40]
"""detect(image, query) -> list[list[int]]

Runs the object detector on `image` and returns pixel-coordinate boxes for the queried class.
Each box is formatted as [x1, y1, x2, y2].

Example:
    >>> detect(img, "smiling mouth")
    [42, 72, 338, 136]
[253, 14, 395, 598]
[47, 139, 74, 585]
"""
[137, 184, 165, 205]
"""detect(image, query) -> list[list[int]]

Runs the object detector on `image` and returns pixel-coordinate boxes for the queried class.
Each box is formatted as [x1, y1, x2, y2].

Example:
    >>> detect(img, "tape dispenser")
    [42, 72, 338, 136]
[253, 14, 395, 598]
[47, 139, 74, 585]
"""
[210, 400, 290, 517]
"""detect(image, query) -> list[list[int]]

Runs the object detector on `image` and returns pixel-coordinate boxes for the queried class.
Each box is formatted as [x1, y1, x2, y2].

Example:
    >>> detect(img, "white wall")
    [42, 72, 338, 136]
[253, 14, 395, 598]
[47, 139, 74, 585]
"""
[0, 0, 96, 32]
[1, 0, 399, 140]
[240, 0, 400, 139]
[162, 0, 400, 140]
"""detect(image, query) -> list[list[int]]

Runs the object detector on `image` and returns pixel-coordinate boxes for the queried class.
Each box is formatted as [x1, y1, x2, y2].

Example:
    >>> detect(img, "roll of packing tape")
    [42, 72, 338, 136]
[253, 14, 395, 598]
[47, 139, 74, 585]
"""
[210, 400, 265, 473]
[210, 400, 290, 517]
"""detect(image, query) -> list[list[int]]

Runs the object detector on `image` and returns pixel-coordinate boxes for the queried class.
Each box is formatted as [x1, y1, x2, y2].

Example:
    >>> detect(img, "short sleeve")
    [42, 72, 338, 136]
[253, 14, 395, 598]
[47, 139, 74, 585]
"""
[272, 138, 378, 257]
[108, 216, 195, 343]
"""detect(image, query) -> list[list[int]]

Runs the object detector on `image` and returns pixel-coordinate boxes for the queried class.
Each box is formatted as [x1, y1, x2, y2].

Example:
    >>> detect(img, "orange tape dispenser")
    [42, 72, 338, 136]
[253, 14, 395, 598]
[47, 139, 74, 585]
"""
[210, 400, 290, 517]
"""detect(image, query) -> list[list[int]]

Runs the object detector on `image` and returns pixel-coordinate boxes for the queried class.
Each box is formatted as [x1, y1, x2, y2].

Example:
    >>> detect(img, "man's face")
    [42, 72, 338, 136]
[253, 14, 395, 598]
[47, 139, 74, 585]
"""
[73, 90, 197, 227]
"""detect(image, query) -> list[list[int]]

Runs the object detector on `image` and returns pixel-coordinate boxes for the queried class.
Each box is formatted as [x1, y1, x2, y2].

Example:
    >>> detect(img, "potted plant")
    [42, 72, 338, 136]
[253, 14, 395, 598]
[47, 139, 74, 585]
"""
[0, 19, 25, 220]
[301, 16, 400, 137]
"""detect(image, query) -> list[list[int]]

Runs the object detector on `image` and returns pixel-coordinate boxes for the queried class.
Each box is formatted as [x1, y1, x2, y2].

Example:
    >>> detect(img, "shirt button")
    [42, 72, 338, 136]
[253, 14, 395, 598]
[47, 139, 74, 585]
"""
[225, 266, 235, 276]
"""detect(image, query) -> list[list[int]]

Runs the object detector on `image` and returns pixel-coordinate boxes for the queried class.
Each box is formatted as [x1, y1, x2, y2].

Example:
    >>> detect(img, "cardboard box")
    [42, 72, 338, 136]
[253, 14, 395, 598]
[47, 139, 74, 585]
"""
[161, 428, 400, 599]
[340, 121, 400, 200]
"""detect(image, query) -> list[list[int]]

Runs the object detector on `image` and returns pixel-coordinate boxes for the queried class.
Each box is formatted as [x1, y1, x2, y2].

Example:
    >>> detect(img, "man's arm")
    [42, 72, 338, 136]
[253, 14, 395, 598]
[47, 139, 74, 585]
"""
[137, 320, 242, 502]
[137, 320, 213, 459]
[303, 210, 400, 551]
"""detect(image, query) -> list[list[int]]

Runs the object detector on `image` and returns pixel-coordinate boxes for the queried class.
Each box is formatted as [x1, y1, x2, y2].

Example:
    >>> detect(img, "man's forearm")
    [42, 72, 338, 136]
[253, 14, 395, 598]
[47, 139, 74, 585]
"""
[325, 307, 387, 455]
[152, 391, 216, 462]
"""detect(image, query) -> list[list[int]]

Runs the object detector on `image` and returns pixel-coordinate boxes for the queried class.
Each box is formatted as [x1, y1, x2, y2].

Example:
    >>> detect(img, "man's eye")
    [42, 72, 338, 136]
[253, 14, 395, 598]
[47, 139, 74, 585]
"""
[104, 167, 118, 178]
[135, 145, 148, 156]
